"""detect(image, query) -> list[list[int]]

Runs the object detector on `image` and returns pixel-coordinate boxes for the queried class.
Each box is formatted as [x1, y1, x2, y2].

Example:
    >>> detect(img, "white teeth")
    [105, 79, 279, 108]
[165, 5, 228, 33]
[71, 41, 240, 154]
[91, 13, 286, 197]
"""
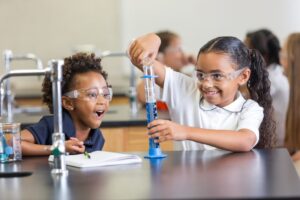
[206, 91, 217, 94]
[95, 110, 104, 117]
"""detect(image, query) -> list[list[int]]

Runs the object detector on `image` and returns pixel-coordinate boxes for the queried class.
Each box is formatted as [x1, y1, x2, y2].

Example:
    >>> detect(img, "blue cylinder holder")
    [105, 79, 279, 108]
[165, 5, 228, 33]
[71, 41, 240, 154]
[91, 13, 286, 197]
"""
[142, 66, 167, 159]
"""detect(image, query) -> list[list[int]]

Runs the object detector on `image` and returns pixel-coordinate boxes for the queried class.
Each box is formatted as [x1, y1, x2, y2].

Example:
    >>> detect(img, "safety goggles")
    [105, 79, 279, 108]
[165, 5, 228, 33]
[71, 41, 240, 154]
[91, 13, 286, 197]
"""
[195, 68, 244, 83]
[63, 86, 113, 102]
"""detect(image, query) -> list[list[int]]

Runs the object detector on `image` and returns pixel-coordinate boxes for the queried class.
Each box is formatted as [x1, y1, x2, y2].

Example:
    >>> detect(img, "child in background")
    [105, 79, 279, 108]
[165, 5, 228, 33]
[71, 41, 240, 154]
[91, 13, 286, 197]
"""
[136, 31, 195, 110]
[129, 33, 275, 151]
[281, 33, 300, 160]
[21, 53, 112, 155]
[245, 29, 289, 147]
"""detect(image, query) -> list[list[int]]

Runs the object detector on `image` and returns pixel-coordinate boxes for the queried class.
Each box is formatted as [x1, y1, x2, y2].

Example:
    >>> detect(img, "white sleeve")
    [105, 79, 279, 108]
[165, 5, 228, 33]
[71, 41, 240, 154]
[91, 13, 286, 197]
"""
[237, 101, 264, 146]
[161, 67, 196, 108]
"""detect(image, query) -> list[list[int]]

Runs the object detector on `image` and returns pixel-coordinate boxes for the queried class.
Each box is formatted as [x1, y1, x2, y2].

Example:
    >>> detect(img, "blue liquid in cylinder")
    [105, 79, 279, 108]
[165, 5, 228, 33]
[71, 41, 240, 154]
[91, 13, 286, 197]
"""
[146, 102, 159, 149]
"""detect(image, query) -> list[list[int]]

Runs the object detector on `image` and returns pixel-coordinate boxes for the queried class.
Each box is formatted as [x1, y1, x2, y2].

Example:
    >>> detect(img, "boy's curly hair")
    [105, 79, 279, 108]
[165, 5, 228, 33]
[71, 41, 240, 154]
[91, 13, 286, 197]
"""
[42, 53, 108, 113]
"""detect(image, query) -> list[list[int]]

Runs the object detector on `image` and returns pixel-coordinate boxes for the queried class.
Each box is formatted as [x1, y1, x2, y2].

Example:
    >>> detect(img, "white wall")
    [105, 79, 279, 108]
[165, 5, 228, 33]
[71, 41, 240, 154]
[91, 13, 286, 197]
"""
[120, 0, 300, 54]
[0, 0, 125, 96]
[1, 0, 300, 96]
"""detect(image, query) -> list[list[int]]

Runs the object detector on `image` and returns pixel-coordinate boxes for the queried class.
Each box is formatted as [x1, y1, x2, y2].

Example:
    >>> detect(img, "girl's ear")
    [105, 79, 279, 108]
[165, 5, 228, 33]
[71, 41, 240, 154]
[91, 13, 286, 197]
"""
[238, 67, 251, 86]
[62, 96, 74, 111]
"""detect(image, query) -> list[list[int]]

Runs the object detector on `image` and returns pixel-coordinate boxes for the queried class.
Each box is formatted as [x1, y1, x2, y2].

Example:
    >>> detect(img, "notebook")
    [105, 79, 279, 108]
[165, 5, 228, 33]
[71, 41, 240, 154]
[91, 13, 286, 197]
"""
[48, 151, 142, 168]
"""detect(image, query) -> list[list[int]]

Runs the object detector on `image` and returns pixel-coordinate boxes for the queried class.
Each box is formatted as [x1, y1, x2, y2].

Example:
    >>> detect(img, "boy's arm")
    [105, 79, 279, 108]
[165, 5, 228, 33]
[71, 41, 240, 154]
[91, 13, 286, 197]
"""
[129, 33, 166, 88]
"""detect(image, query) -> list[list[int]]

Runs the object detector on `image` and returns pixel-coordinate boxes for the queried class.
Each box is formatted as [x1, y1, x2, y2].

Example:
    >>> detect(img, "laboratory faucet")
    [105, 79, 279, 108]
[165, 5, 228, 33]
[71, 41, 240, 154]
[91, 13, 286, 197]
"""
[100, 51, 138, 115]
[3, 50, 44, 123]
[0, 60, 67, 175]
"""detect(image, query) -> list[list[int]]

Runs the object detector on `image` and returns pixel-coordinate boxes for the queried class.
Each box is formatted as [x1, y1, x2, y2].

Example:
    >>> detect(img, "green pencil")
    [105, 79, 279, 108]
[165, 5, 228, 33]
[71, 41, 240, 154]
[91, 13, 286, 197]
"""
[84, 151, 91, 159]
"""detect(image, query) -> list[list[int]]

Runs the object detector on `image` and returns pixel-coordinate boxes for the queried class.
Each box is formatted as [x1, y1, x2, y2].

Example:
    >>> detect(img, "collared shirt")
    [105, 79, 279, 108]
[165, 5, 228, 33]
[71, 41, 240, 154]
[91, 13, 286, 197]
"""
[25, 111, 105, 152]
[161, 67, 264, 151]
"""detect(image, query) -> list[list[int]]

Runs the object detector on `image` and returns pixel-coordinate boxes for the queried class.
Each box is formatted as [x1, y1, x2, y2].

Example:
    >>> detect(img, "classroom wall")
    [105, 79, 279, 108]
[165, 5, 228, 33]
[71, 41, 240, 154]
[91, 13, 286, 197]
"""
[0, 0, 125, 96]
[1, 0, 300, 96]
[120, 0, 300, 54]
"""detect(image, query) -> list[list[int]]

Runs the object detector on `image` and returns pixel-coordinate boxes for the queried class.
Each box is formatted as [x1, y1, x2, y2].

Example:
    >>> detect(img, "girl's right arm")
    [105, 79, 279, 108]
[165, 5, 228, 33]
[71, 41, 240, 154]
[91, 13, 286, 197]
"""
[21, 129, 85, 156]
[21, 129, 52, 156]
[129, 33, 166, 88]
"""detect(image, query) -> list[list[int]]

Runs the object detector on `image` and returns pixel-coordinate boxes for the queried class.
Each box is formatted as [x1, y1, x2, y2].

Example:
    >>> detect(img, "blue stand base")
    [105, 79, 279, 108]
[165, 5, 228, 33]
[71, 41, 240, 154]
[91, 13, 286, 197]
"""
[144, 148, 167, 159]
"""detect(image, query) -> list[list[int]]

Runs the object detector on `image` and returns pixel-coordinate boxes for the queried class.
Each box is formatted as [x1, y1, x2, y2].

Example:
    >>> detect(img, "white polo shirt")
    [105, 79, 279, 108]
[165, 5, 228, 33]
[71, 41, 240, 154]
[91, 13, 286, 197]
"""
[161, 67, 264, 151]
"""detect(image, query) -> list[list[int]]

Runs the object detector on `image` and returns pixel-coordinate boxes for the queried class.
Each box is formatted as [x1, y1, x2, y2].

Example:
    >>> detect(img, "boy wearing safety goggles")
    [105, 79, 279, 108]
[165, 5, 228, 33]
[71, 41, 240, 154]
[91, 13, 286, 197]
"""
[21, 53, 112, 155]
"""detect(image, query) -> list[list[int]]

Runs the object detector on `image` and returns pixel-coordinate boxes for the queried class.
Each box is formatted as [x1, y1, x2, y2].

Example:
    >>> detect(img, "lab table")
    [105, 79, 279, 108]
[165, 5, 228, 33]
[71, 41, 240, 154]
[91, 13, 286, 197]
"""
[1, 148, 300, 199]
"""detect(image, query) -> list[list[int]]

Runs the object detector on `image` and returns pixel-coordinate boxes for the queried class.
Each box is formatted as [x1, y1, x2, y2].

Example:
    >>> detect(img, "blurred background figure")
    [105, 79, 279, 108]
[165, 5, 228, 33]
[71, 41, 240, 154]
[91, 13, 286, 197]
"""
[281, 33, 300, 160]
[136, 30, 196, 110]
[245, 29, 289, 147]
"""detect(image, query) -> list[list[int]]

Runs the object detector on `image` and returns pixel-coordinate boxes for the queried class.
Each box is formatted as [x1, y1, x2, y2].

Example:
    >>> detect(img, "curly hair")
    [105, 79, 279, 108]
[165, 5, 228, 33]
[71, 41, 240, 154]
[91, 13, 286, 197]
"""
[198, 36, 276, 148]
[42, 53, 108, 113]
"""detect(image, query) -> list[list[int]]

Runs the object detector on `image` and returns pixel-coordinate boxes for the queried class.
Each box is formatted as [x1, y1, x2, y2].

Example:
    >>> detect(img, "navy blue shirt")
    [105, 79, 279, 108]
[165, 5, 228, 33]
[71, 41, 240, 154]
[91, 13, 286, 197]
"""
[26, 111, 105, 153]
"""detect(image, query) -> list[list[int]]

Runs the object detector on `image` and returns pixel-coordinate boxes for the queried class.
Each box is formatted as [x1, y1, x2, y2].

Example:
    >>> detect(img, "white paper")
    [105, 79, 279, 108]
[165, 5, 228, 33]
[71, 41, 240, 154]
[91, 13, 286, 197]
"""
[48, 151, 142, 168]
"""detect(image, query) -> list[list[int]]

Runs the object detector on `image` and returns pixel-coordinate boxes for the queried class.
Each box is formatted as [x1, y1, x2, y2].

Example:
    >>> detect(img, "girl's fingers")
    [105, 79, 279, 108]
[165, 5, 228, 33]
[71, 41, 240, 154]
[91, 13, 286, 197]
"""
[154, 134, 171, 143]
[128, 40, 137, 57]
[71, 145, 85, 153]
[131, 47, 142, 61]
[149, 123, 168, 135]
[150, 128, 169, 138]
[148, 119, 166, 127]
[69, 138, 84, 147]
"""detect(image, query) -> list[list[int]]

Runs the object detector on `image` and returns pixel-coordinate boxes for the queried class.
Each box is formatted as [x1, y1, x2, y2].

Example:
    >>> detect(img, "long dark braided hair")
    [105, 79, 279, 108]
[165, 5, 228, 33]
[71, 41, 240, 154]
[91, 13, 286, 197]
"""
[198, 36, 276, 148]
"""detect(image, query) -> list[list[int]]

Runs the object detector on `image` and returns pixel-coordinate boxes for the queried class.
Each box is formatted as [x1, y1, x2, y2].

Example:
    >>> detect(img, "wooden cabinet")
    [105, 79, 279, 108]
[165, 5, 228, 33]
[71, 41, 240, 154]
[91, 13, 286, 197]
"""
[101, 126, 173, 152]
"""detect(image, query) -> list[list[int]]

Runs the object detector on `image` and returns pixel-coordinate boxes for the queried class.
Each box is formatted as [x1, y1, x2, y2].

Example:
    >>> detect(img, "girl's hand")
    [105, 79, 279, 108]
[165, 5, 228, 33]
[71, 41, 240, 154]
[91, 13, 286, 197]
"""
[148, 119, 188, 143]
[128, 33, 161, 67]
[65, 137, 85, 154]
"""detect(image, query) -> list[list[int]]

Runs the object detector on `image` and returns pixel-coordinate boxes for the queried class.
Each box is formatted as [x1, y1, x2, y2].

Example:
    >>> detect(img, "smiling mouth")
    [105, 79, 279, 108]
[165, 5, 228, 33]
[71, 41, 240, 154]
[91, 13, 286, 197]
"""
[203, 90, 219, 96]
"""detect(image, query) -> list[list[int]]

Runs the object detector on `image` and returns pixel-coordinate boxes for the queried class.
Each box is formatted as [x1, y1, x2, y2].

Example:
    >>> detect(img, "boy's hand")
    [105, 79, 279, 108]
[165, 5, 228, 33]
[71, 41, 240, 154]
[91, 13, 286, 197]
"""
[147, 119, 187, 143]
[65, 137, 85, 154]
[128, 33, 161, 67]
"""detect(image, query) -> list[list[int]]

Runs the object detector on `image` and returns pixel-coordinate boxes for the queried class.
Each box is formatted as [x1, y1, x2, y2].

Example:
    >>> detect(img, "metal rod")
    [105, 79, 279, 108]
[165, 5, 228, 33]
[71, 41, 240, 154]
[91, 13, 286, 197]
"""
[51, 60, 63, 134]
[49, 60, 68, 175]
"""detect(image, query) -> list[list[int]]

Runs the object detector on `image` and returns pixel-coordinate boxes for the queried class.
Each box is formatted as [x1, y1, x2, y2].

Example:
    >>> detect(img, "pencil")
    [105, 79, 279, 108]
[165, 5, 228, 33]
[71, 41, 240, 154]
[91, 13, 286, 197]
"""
[84, 151, 91, 159]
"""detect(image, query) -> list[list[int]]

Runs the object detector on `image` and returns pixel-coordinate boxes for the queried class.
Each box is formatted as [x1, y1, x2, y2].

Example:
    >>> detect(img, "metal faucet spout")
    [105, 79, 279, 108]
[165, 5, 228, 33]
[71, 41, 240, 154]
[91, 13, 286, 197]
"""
[0, 68, 51, 117]
[3, 50, 44, 123]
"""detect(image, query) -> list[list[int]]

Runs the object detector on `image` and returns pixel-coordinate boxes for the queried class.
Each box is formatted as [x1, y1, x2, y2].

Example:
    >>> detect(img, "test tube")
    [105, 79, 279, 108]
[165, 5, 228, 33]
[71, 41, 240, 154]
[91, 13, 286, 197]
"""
[142, 62, 166, 159]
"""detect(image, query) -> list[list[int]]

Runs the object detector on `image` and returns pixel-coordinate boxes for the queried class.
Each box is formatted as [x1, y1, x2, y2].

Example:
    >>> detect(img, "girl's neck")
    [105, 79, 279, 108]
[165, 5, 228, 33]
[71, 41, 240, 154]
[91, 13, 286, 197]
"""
[74, 125, 91, 141]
